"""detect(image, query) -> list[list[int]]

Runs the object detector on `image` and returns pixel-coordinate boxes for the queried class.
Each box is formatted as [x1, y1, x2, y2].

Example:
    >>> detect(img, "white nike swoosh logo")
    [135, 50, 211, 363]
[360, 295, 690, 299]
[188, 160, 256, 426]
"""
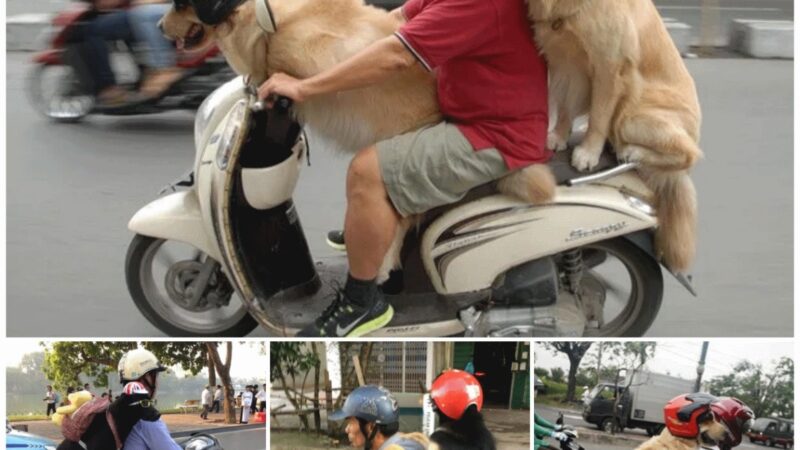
[336, 311, 369, 336]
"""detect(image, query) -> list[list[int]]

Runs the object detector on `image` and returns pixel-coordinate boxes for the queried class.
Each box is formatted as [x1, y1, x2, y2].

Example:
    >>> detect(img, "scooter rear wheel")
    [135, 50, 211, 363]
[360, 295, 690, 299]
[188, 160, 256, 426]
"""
[576, 237, 663, 337]
[125, 234, 258, 337]
[27, 65, 94, 123]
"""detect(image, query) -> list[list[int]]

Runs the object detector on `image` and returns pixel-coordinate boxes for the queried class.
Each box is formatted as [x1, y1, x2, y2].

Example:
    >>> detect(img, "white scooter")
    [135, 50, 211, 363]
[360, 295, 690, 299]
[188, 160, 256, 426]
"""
[125, 76, 695, 337]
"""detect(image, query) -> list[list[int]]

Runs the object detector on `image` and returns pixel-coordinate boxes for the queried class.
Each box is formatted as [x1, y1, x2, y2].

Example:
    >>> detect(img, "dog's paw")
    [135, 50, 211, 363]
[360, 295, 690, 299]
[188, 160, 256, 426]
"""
[618, 145, 646, 164]
[547, 131, 569, 152]
[571, 144, 602, 172]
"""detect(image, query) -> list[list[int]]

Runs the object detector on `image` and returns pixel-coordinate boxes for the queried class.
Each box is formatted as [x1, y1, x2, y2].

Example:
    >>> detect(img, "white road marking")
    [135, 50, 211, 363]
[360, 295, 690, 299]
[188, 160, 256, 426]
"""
[565, 414, 583, 421]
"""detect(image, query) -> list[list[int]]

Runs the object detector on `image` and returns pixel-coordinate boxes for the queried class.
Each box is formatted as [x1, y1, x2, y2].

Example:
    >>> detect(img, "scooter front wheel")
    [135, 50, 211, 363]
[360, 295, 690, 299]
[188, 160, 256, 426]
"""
[27, 64, 94, 123]
[125, 234, 258, 337]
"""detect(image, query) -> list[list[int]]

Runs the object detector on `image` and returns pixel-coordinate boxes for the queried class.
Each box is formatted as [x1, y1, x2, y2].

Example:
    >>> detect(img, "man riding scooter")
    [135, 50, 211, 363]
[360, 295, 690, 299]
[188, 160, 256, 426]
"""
[330, 385, 430, 450]
[257, 0, 550, 337]
[533, 413, 570, 450]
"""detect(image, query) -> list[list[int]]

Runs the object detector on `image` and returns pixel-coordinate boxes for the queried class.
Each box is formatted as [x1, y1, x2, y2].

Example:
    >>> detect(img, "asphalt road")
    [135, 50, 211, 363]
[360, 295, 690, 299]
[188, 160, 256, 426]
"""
[535, 405, 763, 450]
[5, 52, 793, 337]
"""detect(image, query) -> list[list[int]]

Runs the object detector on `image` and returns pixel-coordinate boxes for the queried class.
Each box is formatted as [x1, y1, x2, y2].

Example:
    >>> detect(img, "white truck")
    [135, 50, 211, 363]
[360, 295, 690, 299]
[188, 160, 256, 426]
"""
[581, 371, 695, 436]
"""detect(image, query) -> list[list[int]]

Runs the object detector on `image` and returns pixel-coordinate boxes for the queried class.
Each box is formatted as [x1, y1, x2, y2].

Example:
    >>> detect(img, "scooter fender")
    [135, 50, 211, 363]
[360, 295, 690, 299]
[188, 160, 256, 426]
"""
[128, 190, 222, 262]
[422, 184, 659, 294]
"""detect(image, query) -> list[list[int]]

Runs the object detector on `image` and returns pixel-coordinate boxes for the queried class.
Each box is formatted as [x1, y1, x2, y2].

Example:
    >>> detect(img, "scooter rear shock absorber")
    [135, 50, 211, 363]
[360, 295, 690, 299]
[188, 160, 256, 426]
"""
[562, 249, 584, 294]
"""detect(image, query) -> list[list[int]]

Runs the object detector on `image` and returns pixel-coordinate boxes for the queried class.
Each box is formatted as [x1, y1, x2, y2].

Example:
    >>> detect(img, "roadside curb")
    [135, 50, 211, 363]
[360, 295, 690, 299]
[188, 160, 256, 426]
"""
[7, 13, 51, 51]
[729, 19, 794, 59]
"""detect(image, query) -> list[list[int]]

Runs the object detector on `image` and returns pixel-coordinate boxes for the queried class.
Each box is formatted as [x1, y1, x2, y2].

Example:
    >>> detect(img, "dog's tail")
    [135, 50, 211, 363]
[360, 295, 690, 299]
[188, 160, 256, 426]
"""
[649, 170, 697, 273]
[496, 163, 556, 204]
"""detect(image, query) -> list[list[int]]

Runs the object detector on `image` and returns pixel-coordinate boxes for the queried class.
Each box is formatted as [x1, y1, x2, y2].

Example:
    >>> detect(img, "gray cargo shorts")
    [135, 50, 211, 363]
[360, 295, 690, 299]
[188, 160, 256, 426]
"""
[376, 122, 509, 217]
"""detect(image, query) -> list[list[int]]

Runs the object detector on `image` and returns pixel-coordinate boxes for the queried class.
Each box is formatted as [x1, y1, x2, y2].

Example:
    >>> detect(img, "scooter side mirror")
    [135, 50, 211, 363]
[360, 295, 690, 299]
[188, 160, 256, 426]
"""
[557, 412, 564, 425]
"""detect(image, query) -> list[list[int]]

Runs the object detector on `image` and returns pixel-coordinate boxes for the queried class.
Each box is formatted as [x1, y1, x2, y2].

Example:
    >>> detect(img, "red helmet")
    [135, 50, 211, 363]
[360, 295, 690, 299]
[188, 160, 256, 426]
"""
[430, 369, 483, 420]
[664, 393, 716, 438]
[710, 397, 754, 449]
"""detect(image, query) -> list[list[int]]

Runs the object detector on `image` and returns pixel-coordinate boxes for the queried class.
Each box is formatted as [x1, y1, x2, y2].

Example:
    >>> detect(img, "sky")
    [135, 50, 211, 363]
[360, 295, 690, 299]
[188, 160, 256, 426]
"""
[4, 340, 266, 380]
[534, 340, 793, 382]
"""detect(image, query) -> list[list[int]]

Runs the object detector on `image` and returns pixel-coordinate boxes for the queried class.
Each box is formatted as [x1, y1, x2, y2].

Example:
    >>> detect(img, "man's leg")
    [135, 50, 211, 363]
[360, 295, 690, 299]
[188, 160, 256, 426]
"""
[83, 11, 133, 96]
[344, 147, 399, 280]
[296, 146, 395, 337]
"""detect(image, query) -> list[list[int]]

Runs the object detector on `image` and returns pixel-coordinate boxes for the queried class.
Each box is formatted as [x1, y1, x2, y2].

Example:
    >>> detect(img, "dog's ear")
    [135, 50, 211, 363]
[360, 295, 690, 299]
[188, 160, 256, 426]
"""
[215, 11, 237, 38]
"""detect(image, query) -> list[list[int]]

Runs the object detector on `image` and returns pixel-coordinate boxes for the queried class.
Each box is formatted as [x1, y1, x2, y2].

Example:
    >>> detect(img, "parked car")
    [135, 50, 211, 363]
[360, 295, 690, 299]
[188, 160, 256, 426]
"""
[747, 417, 793, 448]
[535, 376, 546, 394]
[6, 424, 56, 450]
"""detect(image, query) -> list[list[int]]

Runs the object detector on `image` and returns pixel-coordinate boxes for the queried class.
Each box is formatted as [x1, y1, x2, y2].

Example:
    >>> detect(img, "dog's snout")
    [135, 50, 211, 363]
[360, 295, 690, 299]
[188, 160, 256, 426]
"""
[157, 19, 164, 33]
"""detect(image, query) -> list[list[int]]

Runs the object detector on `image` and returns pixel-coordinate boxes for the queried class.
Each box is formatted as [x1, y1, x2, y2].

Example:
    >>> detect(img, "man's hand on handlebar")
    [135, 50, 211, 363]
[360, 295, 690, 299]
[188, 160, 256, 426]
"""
[258, 73, 307, 108]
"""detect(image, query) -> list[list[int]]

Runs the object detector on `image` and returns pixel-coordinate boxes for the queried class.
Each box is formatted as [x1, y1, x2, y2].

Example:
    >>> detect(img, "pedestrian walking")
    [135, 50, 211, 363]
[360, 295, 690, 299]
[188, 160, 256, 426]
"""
[212, 385, 222, 413]
[44, 385, 58, 417]
[257, 384, 267, 413]
[200, 385, 212, 420]
[240, 386, 253, 423]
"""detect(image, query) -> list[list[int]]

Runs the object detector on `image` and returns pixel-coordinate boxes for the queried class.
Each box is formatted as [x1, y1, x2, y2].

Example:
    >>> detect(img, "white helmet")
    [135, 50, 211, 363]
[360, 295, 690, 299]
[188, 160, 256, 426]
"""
[118, 349, 166, 382]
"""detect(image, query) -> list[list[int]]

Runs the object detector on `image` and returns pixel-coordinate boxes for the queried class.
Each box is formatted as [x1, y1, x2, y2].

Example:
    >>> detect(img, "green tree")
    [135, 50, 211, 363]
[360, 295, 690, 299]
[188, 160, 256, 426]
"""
[545, 342, 593, 402]
[707, 357, 793, 418]
[549, 367, 565, 383]
[271, 342, 321, 431]
[533, 367, 548, 378]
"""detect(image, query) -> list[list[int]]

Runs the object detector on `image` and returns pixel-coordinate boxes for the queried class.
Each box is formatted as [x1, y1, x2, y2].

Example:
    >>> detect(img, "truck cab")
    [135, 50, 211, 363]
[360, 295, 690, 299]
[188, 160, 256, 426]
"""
[582, 382, 625, 432]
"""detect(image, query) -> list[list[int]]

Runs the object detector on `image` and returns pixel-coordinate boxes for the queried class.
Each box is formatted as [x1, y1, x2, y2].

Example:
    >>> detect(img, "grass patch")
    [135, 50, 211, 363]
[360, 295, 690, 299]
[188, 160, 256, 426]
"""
[536, 379, 586, 410]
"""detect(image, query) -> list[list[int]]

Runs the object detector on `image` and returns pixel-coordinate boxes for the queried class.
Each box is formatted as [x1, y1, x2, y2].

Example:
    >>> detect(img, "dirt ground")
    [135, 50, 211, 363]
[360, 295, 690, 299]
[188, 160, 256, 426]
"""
[271, 408, 530, 450]
[12, 411, 264, 442]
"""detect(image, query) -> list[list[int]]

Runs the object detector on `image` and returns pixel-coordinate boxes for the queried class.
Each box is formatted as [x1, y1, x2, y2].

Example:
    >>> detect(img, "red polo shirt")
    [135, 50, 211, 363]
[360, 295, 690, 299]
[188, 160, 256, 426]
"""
[396, 0, 550, 169]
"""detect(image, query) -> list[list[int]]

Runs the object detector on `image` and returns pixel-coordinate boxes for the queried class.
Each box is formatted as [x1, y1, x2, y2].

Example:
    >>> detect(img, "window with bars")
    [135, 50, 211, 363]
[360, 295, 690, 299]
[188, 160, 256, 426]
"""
[340, 342, 428, 393]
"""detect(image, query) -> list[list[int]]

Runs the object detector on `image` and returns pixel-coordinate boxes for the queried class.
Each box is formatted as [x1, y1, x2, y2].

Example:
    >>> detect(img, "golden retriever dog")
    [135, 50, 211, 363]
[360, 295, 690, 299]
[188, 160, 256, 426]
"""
[636, 420, 729, 450]
[161, 0, 555, 282]
[527, 0, 702, 273]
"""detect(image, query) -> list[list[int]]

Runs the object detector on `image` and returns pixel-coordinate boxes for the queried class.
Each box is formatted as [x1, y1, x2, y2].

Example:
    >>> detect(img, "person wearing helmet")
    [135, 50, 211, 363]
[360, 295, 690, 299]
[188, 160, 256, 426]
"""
[533, 413, 569, 450]
[428, 370, 495, 450]
[330, 385, 429, 450]
[655, 393, 754, 450]
[116, 348, 182, 450]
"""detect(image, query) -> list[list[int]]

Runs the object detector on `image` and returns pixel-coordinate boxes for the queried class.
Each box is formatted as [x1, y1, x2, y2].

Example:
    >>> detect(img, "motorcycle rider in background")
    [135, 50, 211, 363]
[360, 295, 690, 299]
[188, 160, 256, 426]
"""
[533, 413, 569, 450]
[81, 0, 184, 105]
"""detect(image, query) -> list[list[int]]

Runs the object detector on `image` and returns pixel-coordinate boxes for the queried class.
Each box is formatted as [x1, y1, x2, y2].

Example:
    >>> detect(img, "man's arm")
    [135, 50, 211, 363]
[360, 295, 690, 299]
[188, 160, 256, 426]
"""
[258, 35, 416, 104]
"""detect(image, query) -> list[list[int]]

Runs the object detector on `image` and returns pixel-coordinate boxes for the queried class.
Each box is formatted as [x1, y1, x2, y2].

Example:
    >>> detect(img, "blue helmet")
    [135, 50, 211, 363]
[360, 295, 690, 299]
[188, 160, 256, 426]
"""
[329, 385, 399, 424]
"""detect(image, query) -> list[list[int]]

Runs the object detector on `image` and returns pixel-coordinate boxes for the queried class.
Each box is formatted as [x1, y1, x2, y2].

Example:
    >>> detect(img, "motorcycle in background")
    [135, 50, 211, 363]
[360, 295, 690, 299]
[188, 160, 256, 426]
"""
[27, 1, 235, 122]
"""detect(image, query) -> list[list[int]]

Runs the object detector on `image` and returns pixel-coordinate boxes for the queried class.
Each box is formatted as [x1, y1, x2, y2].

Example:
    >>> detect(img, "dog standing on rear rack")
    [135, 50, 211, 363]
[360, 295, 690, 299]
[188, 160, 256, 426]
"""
[160, 0, 555, 283]
[527, 0, 702, 273]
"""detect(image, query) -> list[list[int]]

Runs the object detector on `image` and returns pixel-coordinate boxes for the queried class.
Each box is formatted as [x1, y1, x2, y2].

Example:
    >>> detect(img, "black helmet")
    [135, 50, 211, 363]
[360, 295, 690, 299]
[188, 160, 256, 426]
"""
[330, 385, 399, 424]
[173, 0, 249, 26]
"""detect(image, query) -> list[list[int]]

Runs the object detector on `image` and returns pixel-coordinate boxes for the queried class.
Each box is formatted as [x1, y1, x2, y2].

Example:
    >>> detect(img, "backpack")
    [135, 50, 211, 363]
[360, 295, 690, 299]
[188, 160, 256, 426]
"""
[61, 397, 123, 450]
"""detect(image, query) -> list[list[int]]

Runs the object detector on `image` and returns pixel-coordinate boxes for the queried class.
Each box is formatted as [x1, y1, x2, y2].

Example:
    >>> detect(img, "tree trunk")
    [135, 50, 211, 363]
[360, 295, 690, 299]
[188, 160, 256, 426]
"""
[566, 356, 579, 402]
[313, 343, 321, 433]
[206, 342, 236, 424]
[207, 349, 217, 388]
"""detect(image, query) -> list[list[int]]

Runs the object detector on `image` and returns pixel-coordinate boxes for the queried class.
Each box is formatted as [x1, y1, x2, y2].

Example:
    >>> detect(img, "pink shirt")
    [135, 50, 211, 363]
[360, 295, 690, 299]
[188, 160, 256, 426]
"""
[396, 0, 550, 169]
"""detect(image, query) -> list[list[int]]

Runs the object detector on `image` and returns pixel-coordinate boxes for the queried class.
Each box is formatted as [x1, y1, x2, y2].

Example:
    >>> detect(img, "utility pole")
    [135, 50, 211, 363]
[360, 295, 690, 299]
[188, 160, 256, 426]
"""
[694, 342, 709, 392]
[595, 342, 604, 384]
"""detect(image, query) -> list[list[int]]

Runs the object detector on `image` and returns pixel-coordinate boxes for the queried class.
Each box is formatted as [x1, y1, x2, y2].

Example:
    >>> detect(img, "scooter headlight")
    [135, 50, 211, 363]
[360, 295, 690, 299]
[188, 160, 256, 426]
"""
[216, 99, 247, 170]
[184, 436, 216, 450]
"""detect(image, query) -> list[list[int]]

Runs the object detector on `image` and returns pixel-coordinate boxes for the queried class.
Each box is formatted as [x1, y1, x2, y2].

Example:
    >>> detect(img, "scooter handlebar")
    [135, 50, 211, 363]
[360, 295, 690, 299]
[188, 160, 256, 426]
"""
[250, 95, 294, 114]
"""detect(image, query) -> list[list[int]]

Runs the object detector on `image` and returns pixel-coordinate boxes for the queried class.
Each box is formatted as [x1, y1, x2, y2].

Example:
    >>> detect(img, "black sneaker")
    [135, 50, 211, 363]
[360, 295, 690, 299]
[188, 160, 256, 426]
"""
[326, 230, 346, 251]
[296, 289, 394, 337]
